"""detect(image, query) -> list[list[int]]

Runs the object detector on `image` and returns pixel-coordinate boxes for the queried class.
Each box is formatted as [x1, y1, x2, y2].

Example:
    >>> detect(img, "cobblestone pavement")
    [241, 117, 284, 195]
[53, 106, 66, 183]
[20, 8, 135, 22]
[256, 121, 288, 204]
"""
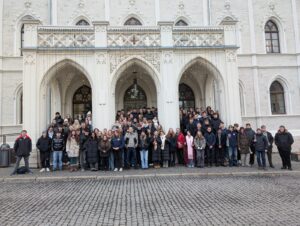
[0, 175, 300, 226]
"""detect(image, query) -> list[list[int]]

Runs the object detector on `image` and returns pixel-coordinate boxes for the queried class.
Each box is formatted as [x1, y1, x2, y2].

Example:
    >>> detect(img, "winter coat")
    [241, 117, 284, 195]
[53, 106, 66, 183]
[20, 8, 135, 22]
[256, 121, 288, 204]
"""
[186, 135, 194, 160]
[227, 131, 238, 147]
[111, 136, 125, 151]
[205, 132, 216, 147]
[99, 140, 111, 158]
[215, 132, 227, 148]
[254, 134, 268, 151]
[151, 136, 162, 162]
[275, 131, 294, 151]
[79, 131, 89, 151]
[245, 128, 255, 146]
[194, 137, 206, 150]
[161, 136, 170, 161]
[36, 136, 51, 153]
[66, 137, 80, 158]
[211, 117, 221, 133]
[84, 138, 99, 164]
[125, 132, 138, 148]
[186, 123, 196, 136]
[52, 137, 65, 152]
[238, 132, 250, 154]
[14, 135, 32, 157]
[139, 136, 149, 150]
[177, 132, 186, 149]
[262, 131, 274, 150]
[166, 136, 177, 153]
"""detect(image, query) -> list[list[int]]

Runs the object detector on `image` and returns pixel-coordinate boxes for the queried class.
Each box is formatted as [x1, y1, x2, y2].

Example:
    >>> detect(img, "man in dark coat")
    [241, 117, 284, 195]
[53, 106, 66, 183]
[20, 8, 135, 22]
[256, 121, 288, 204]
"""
[211, 113, 222, 134]
[36, 131, 52, 172]
[204, 127, 216, 167]
[245, 123, 256, 166]
[275, 125, 294, 170]
[261, 125, 274, 168]
[253, 128, 268, 170]
[11, 130, 33, 175]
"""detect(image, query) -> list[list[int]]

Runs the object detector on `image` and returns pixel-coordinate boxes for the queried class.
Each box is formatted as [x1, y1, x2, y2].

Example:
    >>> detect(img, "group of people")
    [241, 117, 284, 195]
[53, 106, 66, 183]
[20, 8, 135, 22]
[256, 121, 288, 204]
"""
[11, 107, 295, 175]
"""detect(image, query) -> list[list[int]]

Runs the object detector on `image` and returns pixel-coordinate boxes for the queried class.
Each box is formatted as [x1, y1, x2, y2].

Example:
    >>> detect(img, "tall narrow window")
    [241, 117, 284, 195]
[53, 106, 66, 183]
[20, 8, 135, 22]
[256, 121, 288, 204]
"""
[124, 17, 142, 26]
[265, 20, 280, 53]
[179, 83, 195, 109]
[21, 24, 25, 56]
[175, 20, 188, 26]
[270, 81, 286, 114]
[76, 19, 90, 26]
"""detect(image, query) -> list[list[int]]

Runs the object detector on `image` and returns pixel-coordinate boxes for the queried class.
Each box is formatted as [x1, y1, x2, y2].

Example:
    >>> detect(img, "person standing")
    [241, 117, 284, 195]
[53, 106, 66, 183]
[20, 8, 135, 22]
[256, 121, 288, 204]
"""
[176, 128, 186, 165]
[11, 130, 33, 175]
[79, 129, 89, 171]
[139, 131, 149, 169]
[245, 123, 256, 166]
[186, 131, 194, 168]
[194, 131, 206, 168]
[204, 126, 216, 167]
[66, 130, 80, 172]
[111, 130, 124, 172]
[36, 131, 52, 172]
[253, 128, 268, 170]
[84, 132, 99, 171]
[215, 128, 226, 167]
[151, 131, 162, 169]
[166, 129, 177, 167]
[124, 127, 138, 169]
[261, 125, 274, 168]
[99, 135, 111, 171]
[226, 126, 238, 167]
[238, 127, 251, 167]
[275, 126, 294, 170]
[160, 131, 169, 168]
[52, 131, 65, 171]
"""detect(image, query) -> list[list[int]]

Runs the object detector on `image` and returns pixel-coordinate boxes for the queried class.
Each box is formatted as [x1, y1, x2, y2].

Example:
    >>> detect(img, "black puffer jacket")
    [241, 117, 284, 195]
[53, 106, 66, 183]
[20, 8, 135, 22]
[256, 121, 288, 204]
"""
[275, 131, 294, 151]
[84, 138, 99, 164]
[52, 137, 65, 152]
[14, 136, 32, 157]
[254, 134, 268, 151]
[36, 136, 51, 152]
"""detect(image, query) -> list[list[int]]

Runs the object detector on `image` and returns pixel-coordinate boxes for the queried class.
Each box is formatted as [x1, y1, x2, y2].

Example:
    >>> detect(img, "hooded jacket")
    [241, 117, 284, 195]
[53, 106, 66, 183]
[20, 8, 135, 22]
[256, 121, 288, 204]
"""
[14, 135, 32, 157]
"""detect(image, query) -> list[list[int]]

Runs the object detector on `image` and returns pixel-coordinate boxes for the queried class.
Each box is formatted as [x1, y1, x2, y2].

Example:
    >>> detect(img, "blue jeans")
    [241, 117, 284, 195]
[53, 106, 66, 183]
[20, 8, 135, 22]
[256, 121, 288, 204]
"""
[127, 147, 136, 167]
[140, 149, 148, 169]
[228, 146, 237, 166]
[109, 152, 114, 171]
[256, 150, 266, 167]
[53, 151, 63, 170]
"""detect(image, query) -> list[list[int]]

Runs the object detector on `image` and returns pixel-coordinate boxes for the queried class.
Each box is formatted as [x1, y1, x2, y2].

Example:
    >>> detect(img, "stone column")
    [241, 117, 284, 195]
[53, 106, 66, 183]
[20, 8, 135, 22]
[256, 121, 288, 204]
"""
[158, 22, 179, 130]
[221, 20, 242, 125]
[22, 19, 39, 167]
[93, 21, 110, 130]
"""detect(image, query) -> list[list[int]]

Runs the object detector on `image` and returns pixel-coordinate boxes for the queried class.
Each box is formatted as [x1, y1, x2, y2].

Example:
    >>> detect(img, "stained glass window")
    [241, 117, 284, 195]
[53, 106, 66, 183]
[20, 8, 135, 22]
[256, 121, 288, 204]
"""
[124, 84, 147, 111]
[179, 83, 195, 109]
[73, 85, 92, 118]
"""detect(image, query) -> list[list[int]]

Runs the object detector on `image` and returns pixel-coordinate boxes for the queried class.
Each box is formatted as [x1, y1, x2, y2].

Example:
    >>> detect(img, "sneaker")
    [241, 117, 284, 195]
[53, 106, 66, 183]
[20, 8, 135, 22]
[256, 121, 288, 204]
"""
[114, 168, 118, 172]
[10, 172, 16, 176]
[40, 168, 45, 173]
[81, 169, 85, 172]
[119, 168, 123, 172]
[46, 168, 50, 172]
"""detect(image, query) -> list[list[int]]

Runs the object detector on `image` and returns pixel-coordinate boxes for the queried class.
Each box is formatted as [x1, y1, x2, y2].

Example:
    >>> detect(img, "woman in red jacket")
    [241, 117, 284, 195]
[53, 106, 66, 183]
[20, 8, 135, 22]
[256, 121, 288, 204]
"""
[176, 128, 186, 165]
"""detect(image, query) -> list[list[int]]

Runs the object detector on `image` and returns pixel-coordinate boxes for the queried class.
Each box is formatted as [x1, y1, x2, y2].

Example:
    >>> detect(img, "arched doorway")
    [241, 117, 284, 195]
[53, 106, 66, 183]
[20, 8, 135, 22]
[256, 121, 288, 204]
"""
[179, 83, 195, 109]
[178, 58, 225, 117]
[39, 60, 92, 128]
[123, 80, 147, 111]
[114, 60, 157, 112]
[73, 85, 92, 119]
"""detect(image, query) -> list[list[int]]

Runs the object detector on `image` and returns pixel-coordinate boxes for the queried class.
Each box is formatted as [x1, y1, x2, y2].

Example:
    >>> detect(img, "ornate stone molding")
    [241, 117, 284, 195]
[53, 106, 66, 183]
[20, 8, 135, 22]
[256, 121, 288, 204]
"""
[225, 50, 237, 62]
[24, 54, 36, 65]
[109, 52, 161, 73]
[67, 0, 94, 25]
[259, 0, 285, 31]
[96, 53, 107, 64]
[163, 51, 173, 64]
[173, 32, 224, 47]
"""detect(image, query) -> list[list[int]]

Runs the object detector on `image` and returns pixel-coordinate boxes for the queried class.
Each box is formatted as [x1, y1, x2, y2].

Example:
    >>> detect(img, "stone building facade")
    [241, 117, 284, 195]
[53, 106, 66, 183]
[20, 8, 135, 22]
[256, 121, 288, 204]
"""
[0, 0, 300, 160]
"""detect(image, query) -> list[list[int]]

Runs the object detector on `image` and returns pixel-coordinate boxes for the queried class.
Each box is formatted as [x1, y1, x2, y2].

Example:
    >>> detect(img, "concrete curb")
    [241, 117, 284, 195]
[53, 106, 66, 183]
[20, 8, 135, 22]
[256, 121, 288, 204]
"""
[1, 170, 300, 183]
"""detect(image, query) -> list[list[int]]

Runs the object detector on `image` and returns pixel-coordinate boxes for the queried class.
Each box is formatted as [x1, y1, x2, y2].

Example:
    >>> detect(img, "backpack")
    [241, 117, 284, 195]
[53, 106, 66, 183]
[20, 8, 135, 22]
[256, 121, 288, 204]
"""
[16, 166, 27, 174]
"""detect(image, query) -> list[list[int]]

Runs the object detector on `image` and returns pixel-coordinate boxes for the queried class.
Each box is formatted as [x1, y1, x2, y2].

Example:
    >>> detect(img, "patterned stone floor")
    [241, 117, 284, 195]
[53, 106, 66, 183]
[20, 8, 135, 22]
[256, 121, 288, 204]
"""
[0, 175, 300, 226]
